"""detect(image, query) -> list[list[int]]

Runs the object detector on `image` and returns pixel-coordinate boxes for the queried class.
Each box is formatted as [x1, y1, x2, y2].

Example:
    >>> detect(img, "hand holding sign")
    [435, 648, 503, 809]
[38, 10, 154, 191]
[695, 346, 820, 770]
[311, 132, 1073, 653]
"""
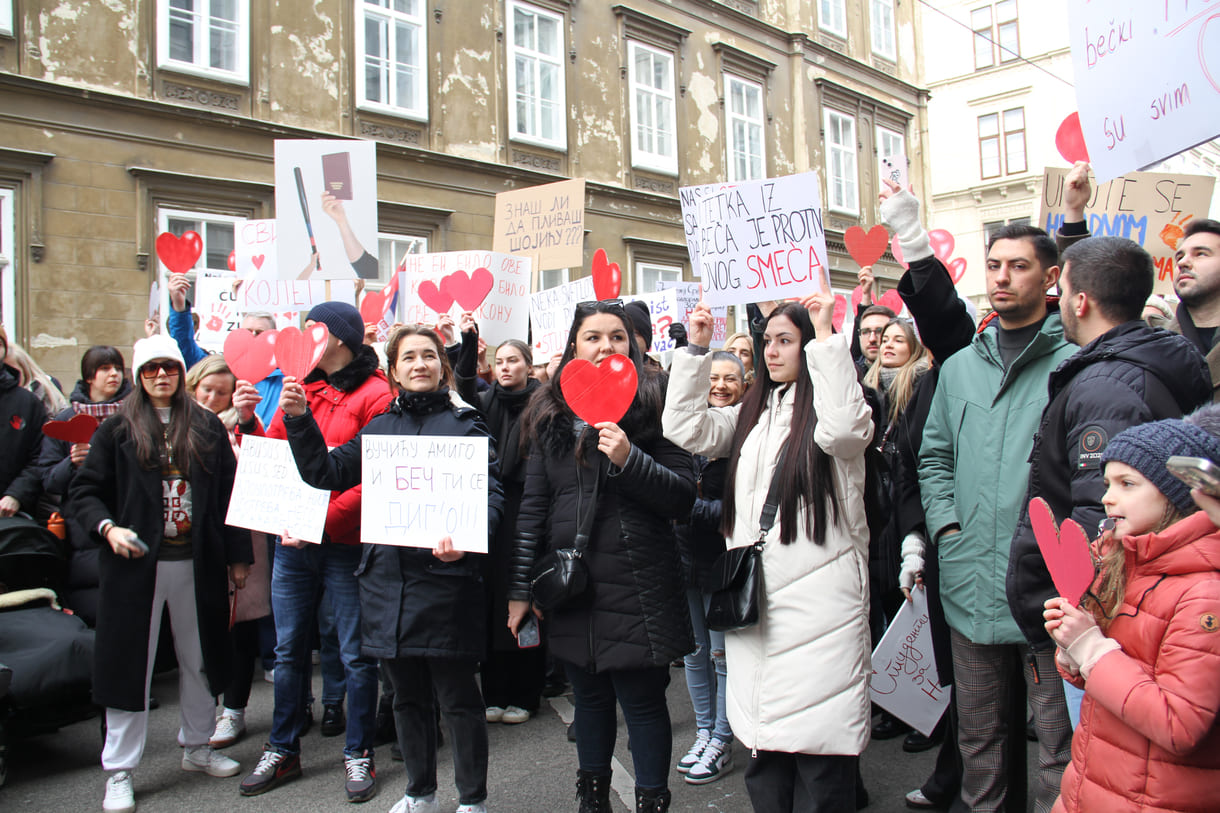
[560, 355, 638, 426]
[1029, 497, 1096, 606]
[156, 231, 203, 274]
[42, 413, 99, 444]
[592, 249, 622, 301]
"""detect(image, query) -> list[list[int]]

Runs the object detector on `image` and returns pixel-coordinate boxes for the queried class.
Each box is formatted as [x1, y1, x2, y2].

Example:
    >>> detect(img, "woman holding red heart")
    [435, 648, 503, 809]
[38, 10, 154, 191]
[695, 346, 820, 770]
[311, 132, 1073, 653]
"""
[507, 299, 696, 813]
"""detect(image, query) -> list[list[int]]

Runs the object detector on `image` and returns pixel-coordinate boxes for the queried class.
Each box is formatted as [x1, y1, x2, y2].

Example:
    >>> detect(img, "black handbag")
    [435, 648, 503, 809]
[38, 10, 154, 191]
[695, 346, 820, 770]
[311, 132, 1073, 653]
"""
[530, 463, 601, 612]
[705, 449, 787, 632]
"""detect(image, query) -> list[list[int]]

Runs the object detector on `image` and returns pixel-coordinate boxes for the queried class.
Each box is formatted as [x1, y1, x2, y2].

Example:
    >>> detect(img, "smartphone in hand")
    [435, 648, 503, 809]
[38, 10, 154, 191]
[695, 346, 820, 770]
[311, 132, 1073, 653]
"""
[516, 614, 541, 649]
[1167, 455, 1220, 497]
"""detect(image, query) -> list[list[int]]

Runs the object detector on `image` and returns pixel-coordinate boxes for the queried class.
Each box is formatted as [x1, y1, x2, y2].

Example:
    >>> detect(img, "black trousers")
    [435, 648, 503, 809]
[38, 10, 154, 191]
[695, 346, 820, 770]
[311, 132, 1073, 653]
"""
[480, 646, 546, 711]
[743, 750, 857, 813]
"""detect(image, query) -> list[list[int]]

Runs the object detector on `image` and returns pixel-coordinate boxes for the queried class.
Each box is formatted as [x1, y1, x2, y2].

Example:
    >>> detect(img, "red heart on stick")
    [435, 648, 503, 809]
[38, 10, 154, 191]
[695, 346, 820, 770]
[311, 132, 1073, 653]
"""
[1028, 497, 1096, 606]
[417, 280, 455, 315]
[844, 225, 890, 268]
[878, 289, 904, 315]
[1055, 112, 1091, 165]
[224, 328, 279, 385]
[947, 257, 967, 284]
[275, 324, 330, 382]
[156, 231, 203, 275]
[42, 413, 99, 444]
[560, 354, 638, 426]
[360, 287, 390, 325]
[442, 268, 495, 312]
[591, 249, 621, 301]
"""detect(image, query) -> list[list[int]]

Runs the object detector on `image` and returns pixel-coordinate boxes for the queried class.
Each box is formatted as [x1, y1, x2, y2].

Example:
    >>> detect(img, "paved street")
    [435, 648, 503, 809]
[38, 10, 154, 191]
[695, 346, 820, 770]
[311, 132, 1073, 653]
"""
[1, 667, 979, 812]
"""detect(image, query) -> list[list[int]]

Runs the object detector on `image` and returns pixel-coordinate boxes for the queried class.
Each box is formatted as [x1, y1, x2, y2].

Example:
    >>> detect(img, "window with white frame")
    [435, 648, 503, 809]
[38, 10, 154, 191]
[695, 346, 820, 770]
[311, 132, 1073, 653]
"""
[0, 188, 14, 338]
[819, 0, 846, 38]
[871, 0, 896, 60]
[0, 1, 13, 37]
[377, 233, 428, 286]
[636, 262, 681, 296]
[541, 267, 570, 290]
[508, 1, 566, 150]
[978, 107, 1026, 179]
[357, 0, 427, 119]
[876, 126, 904, 185]
[628, 41, 678, 175]
[972, 1, 1018, 70]
[157, 0, 249, 83]
[155, 208, 242, 324]
[726, 75, 765, 182]
[824, 110, 858, 214]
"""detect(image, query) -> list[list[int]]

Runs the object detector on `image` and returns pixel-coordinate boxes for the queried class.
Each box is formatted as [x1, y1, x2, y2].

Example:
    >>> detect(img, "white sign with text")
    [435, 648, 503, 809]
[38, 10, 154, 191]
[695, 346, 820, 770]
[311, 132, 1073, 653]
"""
[225, 436, 330, 544]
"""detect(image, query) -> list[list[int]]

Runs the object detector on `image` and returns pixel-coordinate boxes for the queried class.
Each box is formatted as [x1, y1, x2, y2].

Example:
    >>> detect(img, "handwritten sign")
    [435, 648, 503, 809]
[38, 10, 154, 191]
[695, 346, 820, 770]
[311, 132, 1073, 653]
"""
[225, 436, 330, 543]
[397, 250, 531, 346]
[235, 219, 279, 281]
[624, 290, 681, 353]
[1040, 168, 1216, 296]
[193, 275, 244, 352]
[528, 275, 597, 359]
[493, 178, 586, 272]
[361, 434, 490, 553]
[679, 172, 831, 308]
[1068, 1, 1220, 182]
[868, 588, 951, 737]
[657, 281, 729, 346]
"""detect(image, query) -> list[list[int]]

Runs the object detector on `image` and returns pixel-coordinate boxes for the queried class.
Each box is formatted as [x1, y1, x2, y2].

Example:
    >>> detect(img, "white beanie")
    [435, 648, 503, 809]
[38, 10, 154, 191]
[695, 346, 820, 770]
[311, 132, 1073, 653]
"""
[131, 335, 186, 375]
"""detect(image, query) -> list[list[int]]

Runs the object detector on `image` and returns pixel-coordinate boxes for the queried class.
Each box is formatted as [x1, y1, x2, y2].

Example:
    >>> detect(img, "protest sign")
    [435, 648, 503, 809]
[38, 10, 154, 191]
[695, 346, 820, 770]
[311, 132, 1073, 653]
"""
[679, 172, 831, 308]
[528, 276, 597, 359]
[1040, 167, 1216, 296]
[238, 278, 357, 314]
[193, 275, 243, 352]
[869, 588, 951, 737]
[397, 250, 531, 345]
[225, 436, 330, 543]
[657, 281, 729, 346]
[1068, 1, 1220, 182]
[493, 178, 586, 274]
[361, 434, 490, 553]
[625, 289, 681, 353]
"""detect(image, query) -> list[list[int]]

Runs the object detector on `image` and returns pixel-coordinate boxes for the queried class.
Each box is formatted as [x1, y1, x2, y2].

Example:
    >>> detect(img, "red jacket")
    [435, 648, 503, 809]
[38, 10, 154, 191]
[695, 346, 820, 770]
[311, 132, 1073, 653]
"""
[1054, 510, 1220, 813]
[265, 346, 392, 546]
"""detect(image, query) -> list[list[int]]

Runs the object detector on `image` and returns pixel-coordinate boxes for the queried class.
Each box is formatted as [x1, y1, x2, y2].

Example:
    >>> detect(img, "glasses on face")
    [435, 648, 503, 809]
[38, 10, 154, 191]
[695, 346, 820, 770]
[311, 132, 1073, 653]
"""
[859, 327, 885, 337]
[140, 361, 181, 379]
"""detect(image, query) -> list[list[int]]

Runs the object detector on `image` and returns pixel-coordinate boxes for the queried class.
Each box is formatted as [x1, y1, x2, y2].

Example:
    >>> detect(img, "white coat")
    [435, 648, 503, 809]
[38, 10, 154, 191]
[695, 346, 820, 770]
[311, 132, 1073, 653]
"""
[662, 334, 874, 755]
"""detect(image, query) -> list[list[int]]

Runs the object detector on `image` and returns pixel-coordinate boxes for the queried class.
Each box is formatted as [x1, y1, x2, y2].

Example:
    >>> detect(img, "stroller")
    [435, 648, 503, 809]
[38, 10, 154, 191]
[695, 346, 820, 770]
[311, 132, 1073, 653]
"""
[0, 515, 97, 787]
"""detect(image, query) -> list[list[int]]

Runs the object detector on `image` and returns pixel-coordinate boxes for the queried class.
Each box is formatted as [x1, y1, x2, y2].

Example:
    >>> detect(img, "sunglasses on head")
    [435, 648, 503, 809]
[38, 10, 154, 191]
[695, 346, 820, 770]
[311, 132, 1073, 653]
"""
[140, 361, 181, 379]
[575, 298, 626, 314]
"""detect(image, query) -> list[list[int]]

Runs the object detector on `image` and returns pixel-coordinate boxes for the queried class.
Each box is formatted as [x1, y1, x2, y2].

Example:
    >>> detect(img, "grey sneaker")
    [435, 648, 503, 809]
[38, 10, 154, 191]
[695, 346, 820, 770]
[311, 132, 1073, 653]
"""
[344, 751, 377, 803]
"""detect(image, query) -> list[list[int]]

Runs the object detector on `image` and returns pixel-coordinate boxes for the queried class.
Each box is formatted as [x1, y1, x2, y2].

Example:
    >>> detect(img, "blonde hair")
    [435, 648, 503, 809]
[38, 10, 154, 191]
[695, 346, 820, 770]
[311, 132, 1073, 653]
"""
[863, 319, 929, 424]
[1084, 498, 1185, 629]
[6, 342, 69, 413]
[724, 332, 755, 384]
[185, 355, 239, 430]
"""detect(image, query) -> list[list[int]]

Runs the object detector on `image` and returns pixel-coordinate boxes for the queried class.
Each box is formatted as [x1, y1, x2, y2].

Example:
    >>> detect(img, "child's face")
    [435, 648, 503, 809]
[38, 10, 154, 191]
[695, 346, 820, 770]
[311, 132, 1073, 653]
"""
[1102, 461, 1171, 538]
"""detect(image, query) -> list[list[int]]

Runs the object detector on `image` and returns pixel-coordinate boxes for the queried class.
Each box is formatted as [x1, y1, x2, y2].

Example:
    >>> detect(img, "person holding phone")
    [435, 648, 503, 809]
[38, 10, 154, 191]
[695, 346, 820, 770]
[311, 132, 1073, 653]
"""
[68, 335, 253, 813]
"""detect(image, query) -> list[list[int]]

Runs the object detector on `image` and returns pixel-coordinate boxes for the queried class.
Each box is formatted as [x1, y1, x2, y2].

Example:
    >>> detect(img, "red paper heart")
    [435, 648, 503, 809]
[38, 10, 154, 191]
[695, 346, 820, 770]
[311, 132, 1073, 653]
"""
[155, 230, 203, 275]
[559, 354, 638, 426]
[441, 267, 495, 312]
[360, 287, 390, 325]
[851, 285, 863, 311]
[42, 413, 99, 444]
[1055, 112, 1091, 165]
[889, 235, 908, 270]
[224, 328, 279, 385]
[878, 289, 904, 315]
[417, 280, 455, 315]
[1029, 497, 1095, 606]
[844, 225, 890, 268]
[591, 249, 621, 301]
[276, 324, 329, 381]
[929, 230, 956, 263]
[948, 257, 967, 284]
[227, 251, 236, 272]
[831, 294, 848, 333]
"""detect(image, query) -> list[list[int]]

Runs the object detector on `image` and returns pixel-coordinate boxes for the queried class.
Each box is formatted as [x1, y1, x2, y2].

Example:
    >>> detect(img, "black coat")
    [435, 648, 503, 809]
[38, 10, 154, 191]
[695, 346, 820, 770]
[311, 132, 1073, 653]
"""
[67, 407, 252, 711]
[1007, 320, 1211, 649]
[508, 422, 696, 673]
[284, 388, 504, 661]
[687, 456, 728, 590]
[0, 364, 47, 511]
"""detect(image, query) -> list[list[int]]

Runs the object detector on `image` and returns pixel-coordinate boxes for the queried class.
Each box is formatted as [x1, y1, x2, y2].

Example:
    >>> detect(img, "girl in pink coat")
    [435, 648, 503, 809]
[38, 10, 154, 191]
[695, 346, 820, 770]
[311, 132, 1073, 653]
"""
[1043, 416, 1220, 813]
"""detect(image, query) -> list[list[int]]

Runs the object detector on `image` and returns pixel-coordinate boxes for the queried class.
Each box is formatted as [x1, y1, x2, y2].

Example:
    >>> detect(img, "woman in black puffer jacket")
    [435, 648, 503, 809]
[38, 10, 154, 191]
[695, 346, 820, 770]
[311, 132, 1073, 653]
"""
[507, 299, 695, 813]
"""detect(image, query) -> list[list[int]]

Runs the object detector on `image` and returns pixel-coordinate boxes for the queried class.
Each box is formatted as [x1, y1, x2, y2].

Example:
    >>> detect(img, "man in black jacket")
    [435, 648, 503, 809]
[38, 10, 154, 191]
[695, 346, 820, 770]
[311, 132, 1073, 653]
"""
[1007, 236, 1211, 704]
[1171, 218, 1220, 402]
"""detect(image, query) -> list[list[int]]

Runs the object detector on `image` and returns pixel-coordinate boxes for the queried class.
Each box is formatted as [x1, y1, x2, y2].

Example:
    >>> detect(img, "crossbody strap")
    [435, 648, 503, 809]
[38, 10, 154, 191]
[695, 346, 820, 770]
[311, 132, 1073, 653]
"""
[757, 447, 789, 542]
[572, 457, 603, 555]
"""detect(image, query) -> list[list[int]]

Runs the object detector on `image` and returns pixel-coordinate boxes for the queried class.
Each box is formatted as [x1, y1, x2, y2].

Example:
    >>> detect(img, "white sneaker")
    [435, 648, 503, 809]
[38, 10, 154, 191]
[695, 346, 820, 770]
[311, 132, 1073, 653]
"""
[182, 745, 241, 777]
[210, 710, 247, 749]
[389, 794, 440, 813]
[685, 737, 732, 784]
[456, 804, 488, 813]
[676, 729, 710, 773]
[103, 770, 135, 813]
[484, 706, 505, 723]
[499, 706, 531, 724]
[264, 668, 275, 683]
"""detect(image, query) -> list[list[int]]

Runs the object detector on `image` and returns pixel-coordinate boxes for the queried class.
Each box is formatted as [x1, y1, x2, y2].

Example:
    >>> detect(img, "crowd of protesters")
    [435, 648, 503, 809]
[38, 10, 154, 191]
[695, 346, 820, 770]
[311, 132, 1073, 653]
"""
[1, 160, 1218, 813]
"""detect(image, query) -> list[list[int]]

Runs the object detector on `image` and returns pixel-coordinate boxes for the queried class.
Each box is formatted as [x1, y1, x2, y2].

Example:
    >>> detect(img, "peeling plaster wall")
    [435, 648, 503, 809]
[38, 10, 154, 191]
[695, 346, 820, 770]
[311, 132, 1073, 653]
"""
[434, 9, 499, 162]
[32, 0, 139, 93]
[266, 3, 340, 130]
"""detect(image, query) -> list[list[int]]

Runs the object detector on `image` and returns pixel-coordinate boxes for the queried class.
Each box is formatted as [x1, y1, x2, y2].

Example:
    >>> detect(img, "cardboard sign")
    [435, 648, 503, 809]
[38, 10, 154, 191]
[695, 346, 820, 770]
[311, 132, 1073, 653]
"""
[869, 588, 952, 737]
[528, 276, 596, 360]
[193, 275, 244, 352]
[493, 178, 586, 272]
[1068, 1, 1220, 182]
[238, 278, 357, 314]
[656, 281, 728, 346]
[361, 434, 490, 552]
[225, 436, 330, 543]
[398, 251, 531, 346]
[235, 219, 279, 281]
[1040, 168, 1216, 296]
[679, 172, 831, 308]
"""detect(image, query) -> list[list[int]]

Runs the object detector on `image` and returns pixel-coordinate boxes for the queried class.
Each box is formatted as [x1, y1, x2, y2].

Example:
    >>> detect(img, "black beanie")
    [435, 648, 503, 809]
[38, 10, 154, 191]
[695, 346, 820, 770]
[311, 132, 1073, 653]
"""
[306, 301, 365, 349]
[624, 300, 652, 347]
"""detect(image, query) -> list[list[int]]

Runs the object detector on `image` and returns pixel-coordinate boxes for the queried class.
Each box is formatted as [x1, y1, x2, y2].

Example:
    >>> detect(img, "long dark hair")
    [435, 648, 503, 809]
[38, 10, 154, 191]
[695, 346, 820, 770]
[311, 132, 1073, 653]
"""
[721, 302, 840, 545]
[120, 360, 213, 471]
[521, 300, 667, 460]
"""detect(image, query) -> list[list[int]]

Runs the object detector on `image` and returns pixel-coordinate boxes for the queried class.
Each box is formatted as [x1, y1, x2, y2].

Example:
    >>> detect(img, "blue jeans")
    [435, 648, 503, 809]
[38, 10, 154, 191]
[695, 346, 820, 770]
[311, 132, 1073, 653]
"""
[318, 592, 346, 707]
[1063, 678, 1084, 729]
[684, 589, 732, 741]
[270, 542, 377, 757]
[565, 663, 672, 790]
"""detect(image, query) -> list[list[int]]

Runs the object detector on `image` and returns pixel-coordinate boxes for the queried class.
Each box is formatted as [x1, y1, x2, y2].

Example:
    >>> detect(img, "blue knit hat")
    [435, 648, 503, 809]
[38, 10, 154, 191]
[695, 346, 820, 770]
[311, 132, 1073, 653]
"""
[1102, 418, 1220, 514]
[307, 301, 364, 350]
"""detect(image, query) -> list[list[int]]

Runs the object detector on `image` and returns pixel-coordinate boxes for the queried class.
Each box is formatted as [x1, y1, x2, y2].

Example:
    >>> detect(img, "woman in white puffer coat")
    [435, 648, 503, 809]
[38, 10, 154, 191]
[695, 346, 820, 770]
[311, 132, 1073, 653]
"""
[662, 294, 874, 813]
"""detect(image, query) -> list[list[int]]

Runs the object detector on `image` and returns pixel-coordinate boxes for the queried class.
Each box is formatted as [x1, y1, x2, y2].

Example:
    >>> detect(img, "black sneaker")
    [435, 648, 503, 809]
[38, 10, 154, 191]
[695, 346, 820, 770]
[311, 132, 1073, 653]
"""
[322, 704, 346, 737]
[344, 750, 377, 803]
[239, 746, 302, 796]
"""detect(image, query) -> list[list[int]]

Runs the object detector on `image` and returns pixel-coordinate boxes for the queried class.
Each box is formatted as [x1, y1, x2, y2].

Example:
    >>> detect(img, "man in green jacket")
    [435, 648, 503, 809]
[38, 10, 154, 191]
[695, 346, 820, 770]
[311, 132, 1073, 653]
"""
[918, 224, 1077, 813]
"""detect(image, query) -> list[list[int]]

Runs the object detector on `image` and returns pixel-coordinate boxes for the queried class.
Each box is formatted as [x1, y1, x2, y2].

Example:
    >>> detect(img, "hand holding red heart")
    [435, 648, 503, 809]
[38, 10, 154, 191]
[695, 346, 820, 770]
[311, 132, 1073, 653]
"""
[1042, 597, 1098, 649]
[595, 422, 632, 468]
[857, 266, 875, 304]
[232, 380, 262, 425]
[70, 442, 90, 467]
[168, 274, 191, 313]
[279, 378, 307, 418]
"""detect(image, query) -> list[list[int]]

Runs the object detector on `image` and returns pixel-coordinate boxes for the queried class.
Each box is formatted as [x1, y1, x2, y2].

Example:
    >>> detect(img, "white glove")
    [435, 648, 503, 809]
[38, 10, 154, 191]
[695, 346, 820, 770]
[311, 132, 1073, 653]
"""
[880, 189, 933, 264]
[898, 531, 925, 593]
[1066, 625, 1121, 680]
[1056, 646, 1081, 677]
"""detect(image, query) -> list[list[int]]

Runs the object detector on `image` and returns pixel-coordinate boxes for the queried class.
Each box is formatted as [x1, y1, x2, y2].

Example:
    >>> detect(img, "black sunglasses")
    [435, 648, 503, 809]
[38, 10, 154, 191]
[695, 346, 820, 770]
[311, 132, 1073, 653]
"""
[576, 298, 626, 314]
[140, 361, 182, 379]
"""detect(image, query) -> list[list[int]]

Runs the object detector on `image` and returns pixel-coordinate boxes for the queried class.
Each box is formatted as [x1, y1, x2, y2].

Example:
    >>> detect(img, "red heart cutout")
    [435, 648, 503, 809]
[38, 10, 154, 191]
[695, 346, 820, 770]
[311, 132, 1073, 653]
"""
[947, 257, 967, 284]
[441, 267, 495, 312]
[275, 324, 329, 381]
[1029, 497, 1095, 606]
[1055, 112, 1091, 165]
[559, 355, 638, 426]
[360, 287, 390, 325]
[224, 328, 279, 385]
[889, 235, 908, 270]
[878, 289, 904, 315]
[42, 413, 99, 444]
[831, 294, 848, 333]
[227, 251, 236, 272]
[591, 249, 621, 301]
[850, 285, 863, 311]
[844, 225, 890, 268]
[928, 230, 956, 264]
[417, 280, 455, 315]
[155, 230, 203, 275]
